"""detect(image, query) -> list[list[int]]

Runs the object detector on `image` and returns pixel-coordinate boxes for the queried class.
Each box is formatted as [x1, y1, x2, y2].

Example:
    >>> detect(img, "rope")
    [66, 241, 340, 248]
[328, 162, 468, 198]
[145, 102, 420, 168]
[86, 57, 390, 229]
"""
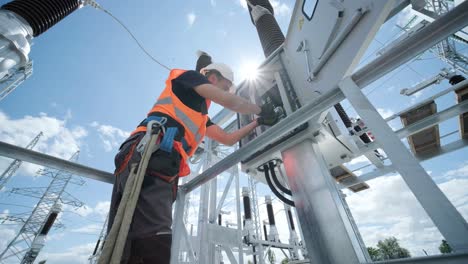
[98, 128, 161, 263]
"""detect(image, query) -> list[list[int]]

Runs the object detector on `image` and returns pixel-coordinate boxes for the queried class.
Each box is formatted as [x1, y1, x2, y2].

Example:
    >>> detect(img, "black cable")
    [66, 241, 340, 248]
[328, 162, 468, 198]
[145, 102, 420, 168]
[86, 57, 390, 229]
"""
[268, 161, 292, 196]
[263, 164, 294, 207]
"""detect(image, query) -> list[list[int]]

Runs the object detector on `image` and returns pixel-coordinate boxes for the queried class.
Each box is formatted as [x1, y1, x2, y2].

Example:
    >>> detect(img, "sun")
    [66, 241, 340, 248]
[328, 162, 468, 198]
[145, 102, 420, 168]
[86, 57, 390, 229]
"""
[239, 61, 260, 81]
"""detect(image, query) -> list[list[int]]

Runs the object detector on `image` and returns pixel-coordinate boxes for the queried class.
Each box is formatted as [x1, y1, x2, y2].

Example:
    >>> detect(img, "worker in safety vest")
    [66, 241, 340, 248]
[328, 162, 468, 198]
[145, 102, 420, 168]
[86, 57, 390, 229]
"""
[108, 51, 278, 264]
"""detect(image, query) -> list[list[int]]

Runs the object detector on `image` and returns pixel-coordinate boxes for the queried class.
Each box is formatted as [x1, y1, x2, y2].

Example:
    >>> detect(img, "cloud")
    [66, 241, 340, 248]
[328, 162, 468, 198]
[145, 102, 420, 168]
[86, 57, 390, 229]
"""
[0, 110, 87, 177]
[239, 0, 291, 16]
[346, 175, 468, 256]
[90, 122, 129, 152]
[38, 243, 95, 264]
[239, 0, 248, 9]
[346, 155, 370, 166]
[395, 6, 422, 29]
[94, 201, 111, 219]
[0, 224, 16, 251]
[70, 223, 103, 234]
[210, 0, 216, 7]
[377, 108, 395, 119]
[187, 12, 196, 27]
[442, 162, 468, 181]
[63, 200, 110, 220]
[270, 0, 291, 16]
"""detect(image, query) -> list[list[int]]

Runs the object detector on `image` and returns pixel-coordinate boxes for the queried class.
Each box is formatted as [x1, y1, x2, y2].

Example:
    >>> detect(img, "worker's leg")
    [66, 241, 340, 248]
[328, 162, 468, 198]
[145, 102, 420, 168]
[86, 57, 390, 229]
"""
[108, 134, 144, 263]
[108, 133, 142, 233]
[127, 150, 181, 264]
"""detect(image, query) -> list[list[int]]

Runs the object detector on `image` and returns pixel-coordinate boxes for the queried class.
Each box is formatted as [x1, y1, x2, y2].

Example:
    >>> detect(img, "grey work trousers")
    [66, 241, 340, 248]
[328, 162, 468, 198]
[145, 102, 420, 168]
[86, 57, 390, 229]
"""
[108, 133, 180, 264]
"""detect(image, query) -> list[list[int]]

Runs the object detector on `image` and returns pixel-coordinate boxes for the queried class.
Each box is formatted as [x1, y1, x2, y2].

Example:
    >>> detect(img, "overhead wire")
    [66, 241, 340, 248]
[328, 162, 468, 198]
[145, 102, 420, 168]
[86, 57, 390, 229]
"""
[86, 1, 171, 71]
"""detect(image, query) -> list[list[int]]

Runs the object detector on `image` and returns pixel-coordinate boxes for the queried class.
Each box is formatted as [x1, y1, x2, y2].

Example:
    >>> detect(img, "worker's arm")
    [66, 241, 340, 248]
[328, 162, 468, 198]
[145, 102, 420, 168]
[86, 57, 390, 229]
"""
[194, 84, 261, 115]
[206, 120, 258, 146]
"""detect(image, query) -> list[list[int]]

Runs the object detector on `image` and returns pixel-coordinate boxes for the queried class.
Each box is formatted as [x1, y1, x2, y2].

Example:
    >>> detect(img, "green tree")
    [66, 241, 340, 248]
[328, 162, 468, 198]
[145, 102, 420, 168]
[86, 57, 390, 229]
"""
[439, 240, 452, 254]
[376, 237, 411, 260]
[281, 257, 289, 264]
[267, 249, 276, 264]
[367, 246, 381, 261]
[247, 260, 253, 264]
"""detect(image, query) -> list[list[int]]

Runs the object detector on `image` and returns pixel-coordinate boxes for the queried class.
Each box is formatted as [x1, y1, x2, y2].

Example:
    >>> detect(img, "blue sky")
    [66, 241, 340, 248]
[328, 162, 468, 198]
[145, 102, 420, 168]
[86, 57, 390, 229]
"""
[0, 0, 467, 263]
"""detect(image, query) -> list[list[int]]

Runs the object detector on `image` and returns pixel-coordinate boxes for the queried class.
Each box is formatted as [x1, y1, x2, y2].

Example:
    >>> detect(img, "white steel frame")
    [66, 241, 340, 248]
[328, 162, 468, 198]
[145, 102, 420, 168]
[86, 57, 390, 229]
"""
[0, 1, 467, 264]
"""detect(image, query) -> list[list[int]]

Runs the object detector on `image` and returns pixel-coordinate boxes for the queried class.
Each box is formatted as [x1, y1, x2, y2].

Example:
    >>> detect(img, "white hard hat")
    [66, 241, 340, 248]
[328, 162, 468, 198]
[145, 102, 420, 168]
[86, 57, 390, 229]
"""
[203, 63, 234, 83]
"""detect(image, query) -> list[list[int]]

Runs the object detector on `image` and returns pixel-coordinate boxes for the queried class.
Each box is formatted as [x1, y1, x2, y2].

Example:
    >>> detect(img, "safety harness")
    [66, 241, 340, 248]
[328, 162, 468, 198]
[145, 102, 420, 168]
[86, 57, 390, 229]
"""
[98, 119, 165, 264]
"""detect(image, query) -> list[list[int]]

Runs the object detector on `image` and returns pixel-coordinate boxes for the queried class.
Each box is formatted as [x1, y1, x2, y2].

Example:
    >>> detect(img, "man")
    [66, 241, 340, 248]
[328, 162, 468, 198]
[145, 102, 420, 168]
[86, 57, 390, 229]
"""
[108, 52, 278, 263]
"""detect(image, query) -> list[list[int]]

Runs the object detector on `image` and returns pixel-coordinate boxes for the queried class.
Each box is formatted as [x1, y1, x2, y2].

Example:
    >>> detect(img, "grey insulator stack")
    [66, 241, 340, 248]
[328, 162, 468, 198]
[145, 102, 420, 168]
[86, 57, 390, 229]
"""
[247, 0, 285, 58]
[1, 0, 80, 37]
[242, 187, 252, 220]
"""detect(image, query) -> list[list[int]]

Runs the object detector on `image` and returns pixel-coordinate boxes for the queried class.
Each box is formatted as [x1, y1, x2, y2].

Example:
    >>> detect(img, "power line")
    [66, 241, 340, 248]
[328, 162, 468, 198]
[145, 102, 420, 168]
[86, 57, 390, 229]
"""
[86, 1, 171, 71]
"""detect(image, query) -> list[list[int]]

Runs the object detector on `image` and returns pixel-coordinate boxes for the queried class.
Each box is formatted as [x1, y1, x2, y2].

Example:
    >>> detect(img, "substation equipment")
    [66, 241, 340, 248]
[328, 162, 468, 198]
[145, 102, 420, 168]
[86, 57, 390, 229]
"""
[0, 0, 468, 264]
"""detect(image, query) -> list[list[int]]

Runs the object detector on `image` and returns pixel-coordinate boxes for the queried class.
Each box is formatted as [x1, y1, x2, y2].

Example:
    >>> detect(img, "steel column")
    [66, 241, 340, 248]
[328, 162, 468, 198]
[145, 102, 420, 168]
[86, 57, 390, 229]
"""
[281, 139, 368, 264]
[171, 190, 187, 264]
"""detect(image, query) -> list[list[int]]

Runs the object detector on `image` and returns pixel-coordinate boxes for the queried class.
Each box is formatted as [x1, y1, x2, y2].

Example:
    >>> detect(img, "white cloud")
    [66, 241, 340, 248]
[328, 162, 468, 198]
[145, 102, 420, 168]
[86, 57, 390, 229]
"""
[70, 223, 102, 234]
[94, 201, 111, 219]
[396, 6, 421, 29]
[239, 0, 248, 9]
[69, 204, 94, 218]
[346, 155, 369, 166]
[187, 12, 196, 27]
[0, 225, 16, 251]
[346, 175, 468, 256]
[238, 0, 291, 16]
[0, 110, 87, 177]
[39, 243, 95, 264]
[270, 0, 291, 16]
[90, 122, 129, 152]
[442, 162, 468, 181]
[377, 108, 395, 119]
[64, 200, 110, 220]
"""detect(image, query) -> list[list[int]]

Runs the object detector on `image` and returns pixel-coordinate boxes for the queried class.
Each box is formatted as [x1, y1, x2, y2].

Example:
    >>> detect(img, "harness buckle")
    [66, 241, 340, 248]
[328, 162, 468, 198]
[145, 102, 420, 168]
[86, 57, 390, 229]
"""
[136, 117, 167, 154]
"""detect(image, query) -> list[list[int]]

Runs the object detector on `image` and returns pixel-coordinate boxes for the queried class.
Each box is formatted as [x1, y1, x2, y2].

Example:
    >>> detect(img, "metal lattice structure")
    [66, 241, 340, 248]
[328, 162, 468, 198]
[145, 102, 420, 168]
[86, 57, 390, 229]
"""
[0, 151, 81, 264]
[400, 0, 468, 74]
[0, 1, 467, 264]
[0, 132, 43, 191]
[0, 61, 33, 102]
[88, 214, 108, 264]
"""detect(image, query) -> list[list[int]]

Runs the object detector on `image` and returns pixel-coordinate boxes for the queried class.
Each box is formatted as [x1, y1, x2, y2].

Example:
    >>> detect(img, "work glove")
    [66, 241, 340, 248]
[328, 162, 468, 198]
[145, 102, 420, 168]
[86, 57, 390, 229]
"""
[257, 102, 279, 126]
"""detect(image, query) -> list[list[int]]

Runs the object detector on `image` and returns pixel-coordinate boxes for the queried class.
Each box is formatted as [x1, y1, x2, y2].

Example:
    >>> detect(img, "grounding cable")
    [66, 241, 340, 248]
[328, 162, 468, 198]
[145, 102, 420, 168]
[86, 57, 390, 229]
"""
[85, 0, 171, 71]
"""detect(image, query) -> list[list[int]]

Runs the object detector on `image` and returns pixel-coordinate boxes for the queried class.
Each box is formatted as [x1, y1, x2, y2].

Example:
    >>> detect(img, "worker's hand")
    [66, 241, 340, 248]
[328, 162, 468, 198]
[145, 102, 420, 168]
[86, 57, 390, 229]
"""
[257, 102, 279, 126]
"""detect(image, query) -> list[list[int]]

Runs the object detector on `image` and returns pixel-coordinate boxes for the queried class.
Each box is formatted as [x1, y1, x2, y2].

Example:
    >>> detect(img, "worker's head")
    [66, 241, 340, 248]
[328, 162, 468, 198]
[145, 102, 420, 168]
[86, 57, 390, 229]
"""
[201, 63, 235, 93]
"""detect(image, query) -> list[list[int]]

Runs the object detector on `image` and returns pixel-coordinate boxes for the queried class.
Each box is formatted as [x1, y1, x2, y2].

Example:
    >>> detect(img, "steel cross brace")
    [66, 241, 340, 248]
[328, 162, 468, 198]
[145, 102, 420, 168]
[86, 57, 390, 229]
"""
[339, 76, 468, 252]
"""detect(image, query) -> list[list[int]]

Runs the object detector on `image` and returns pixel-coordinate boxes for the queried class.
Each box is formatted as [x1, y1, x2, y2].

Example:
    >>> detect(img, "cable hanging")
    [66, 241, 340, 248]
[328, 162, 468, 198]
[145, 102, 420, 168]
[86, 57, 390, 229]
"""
[85, 0, 171, 71]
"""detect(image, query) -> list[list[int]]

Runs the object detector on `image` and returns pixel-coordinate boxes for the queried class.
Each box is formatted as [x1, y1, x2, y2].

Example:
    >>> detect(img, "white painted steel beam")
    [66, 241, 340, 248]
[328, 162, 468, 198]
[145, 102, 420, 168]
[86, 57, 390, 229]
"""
[0, 1, 467, 188]
[0, 141, 113, 183]
[339, 76, 468, 252]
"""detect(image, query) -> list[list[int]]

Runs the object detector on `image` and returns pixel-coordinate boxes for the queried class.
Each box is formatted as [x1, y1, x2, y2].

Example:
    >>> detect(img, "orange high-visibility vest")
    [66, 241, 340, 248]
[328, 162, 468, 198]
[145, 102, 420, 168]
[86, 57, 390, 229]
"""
[131, 69, 211, 176]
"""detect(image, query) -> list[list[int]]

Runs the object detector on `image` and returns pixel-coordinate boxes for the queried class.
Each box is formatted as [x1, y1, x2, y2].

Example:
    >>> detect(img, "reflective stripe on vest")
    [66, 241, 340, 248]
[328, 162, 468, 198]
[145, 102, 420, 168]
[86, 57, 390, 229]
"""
[154, 97, 204, 143]
[131, 69, 211, 159]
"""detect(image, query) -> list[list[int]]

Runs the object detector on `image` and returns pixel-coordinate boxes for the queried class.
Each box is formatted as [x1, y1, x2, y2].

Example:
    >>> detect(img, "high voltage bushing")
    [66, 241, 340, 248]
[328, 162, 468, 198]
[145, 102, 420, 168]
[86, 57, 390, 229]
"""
[242, 187, 252, 221]
[1, 0, 80, 37]
[247, 0, 274, 25]
[248, 1, 285, 58]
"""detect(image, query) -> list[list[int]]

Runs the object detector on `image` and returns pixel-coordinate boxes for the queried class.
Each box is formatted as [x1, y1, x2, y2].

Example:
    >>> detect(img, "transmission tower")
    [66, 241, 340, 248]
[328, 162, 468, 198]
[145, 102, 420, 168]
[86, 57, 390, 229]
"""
[0, 61, 33, 102]
[88, 214, 108, 264]
[0, 132, 43, 191]
[0, 151, 84, 264]
[400, 0, 468, 74]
